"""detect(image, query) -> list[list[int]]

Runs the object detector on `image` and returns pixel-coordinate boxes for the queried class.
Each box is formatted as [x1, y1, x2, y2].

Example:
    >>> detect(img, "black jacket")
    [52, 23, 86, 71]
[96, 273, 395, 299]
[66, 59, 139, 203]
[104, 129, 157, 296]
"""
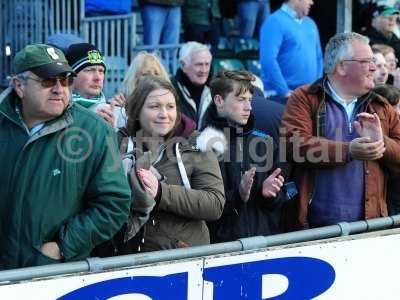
[171, 68, 212, 129]
[203, 104, 282, 243]
[363, 27, 400, 61]
[252, 88, 284, 145]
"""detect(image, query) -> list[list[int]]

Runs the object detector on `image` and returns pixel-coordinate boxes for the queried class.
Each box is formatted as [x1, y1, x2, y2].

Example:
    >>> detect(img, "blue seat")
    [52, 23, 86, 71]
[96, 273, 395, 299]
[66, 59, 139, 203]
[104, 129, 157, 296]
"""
[232, 38, 259, 60]
[244, 60, 261, 77]
[215, 37, 235, 59]
[213, 58, 245, 74]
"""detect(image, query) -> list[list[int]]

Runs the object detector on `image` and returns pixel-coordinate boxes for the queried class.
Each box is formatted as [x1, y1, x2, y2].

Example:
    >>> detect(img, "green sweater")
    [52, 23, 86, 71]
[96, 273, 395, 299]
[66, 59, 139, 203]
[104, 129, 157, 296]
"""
[183, 0, 221, 26]
[0, 88, 131, 269]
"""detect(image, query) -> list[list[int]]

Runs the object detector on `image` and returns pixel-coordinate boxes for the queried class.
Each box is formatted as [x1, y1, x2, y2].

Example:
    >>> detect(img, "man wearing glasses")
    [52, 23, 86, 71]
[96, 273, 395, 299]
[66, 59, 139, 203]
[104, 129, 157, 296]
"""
[281, 32, 400, 229]
[0, 44, 131, 269]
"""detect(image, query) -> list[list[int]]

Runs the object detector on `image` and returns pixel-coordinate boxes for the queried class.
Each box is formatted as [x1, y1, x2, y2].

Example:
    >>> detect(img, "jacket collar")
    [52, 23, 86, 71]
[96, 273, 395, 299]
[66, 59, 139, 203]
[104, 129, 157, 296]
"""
[0, 88, 22, 126]
[307, 76, 381, 105]
[205, 104, 255, 136]
[364, 27, 398, 43]
[306, 77, 385, 137]
[174, 113, 196, 139]
[0, 88, 74, 142]
[175, 68, 205, 105]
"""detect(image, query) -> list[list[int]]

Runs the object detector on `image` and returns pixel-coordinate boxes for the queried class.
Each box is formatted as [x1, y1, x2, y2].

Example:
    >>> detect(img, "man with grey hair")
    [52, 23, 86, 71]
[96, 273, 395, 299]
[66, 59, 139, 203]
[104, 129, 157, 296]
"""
[281, 32, 400, 229]
[171, 41, 212, 128]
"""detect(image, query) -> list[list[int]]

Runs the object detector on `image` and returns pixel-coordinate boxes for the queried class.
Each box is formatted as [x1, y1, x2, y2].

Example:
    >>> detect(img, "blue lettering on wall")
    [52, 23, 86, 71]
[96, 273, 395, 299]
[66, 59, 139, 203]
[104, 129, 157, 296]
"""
[57, 272, 188, 300]
[57, 256, 335, 299]
[203, 256, 335, 299]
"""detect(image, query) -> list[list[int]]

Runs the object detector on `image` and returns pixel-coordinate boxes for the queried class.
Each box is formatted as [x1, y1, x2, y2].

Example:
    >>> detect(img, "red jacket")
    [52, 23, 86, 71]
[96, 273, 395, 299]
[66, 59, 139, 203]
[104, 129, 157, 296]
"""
[281, 79, 400, 228]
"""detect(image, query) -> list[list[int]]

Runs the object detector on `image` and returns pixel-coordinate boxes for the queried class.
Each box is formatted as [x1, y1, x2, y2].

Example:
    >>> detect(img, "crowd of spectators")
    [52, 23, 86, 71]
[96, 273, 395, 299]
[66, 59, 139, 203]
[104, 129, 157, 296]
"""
[2, 1, 400, 271]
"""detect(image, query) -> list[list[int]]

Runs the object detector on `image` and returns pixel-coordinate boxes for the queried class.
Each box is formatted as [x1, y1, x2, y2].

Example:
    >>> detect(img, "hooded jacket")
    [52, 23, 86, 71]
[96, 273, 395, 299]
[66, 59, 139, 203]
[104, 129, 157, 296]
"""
[202, 104, 282, 243]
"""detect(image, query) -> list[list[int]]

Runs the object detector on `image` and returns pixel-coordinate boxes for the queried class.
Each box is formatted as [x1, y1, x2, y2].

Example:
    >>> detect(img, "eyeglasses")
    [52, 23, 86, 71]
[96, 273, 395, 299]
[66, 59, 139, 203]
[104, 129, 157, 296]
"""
[26, 76, 74, 88]
[342, 58, 376, 68]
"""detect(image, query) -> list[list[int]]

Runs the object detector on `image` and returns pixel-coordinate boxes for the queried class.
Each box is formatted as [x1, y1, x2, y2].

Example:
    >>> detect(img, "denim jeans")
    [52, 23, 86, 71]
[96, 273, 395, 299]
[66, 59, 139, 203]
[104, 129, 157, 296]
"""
[238, 0, 270, 39]
[140, 4, 181, 45]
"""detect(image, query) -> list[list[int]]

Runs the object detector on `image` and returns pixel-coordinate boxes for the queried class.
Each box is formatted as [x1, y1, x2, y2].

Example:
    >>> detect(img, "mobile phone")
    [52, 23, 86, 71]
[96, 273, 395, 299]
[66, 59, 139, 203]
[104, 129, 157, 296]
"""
[284, 181, 298, 201]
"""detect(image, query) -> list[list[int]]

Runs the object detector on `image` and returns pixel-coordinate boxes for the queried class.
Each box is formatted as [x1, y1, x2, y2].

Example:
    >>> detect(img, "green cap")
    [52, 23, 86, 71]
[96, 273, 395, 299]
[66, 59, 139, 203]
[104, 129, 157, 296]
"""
[381, 6, 400, 16]
[14, 44, 74, 78]
[374, 5, 400, 17]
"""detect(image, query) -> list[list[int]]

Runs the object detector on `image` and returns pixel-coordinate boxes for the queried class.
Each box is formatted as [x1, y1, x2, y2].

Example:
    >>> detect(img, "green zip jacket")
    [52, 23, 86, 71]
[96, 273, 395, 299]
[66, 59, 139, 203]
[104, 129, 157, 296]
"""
[0, 88, 131, 269]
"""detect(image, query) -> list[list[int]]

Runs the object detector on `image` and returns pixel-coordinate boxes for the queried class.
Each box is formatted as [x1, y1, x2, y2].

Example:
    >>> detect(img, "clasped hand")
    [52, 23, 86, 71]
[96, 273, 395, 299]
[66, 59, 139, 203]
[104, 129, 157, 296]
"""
[350, 113, 385, 160]
[137, 168, 159, 198]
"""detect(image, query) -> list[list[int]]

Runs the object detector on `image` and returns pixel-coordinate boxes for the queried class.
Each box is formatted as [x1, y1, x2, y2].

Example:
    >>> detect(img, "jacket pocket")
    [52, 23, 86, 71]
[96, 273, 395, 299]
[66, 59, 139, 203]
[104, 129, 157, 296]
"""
[30, 245, 62, 266]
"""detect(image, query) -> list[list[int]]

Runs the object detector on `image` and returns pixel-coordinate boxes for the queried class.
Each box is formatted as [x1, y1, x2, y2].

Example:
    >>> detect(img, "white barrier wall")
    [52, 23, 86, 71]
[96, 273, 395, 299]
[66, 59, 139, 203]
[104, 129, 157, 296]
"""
[1, 230, 399, 299]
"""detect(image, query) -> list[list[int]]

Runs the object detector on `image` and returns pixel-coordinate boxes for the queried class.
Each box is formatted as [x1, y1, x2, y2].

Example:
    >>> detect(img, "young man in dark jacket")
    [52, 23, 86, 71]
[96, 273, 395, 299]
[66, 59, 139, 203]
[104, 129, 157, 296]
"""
[202, 70, 285, 243]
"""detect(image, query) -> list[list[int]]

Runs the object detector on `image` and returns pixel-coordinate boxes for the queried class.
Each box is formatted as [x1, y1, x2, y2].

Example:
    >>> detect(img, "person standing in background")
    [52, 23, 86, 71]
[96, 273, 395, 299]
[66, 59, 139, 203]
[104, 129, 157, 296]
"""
[182, 0, 221, 53]
[260, 0, 322, 104]
[237, 0, 270, 40]
[139, 0, 183, 46]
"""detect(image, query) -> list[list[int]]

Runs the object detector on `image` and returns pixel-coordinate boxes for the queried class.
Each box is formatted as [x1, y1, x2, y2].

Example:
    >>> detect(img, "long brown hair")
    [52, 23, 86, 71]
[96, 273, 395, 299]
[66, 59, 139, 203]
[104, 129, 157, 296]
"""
[126, 75, 181, 139]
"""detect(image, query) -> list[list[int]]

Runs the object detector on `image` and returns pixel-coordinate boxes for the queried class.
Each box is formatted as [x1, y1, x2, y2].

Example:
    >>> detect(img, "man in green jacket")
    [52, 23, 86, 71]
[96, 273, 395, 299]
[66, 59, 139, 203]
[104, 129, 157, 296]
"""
[0, 44, 131, 269]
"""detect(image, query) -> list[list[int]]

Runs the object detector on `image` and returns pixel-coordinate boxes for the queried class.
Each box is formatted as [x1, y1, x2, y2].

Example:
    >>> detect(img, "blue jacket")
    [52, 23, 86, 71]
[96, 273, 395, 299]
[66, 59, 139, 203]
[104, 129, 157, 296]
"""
[252, 88, 284, 144]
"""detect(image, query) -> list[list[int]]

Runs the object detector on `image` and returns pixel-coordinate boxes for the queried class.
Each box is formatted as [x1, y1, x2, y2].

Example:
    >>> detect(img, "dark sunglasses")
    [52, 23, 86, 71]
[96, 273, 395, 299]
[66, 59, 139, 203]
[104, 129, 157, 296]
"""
[26, 76, 74, 88]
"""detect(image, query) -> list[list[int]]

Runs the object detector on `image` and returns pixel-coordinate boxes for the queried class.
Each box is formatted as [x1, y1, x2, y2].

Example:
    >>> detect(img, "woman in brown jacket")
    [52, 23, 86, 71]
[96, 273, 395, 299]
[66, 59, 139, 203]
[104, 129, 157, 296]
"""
[119, 75, 226, 252]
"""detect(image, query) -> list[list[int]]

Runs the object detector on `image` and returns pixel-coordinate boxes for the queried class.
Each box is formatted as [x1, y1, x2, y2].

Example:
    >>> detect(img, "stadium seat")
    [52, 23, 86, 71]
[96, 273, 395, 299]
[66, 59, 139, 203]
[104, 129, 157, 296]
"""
[232, 38, 259, 60]
[214, 37, 235, 59]
[244, 60, 261, 77]
[212, 58, 245, 74]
